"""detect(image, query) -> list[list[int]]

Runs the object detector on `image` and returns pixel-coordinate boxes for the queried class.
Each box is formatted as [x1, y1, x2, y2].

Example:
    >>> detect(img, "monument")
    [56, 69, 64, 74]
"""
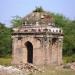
[12, 8, 63, 65]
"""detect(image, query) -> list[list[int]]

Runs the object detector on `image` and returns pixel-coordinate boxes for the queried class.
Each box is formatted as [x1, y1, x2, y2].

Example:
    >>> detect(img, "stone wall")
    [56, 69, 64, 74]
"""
[12, 34, 63, 65]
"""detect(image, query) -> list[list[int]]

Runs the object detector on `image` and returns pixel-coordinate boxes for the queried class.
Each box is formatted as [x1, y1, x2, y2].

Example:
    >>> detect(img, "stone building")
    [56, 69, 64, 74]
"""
[12, 10, 63, 65]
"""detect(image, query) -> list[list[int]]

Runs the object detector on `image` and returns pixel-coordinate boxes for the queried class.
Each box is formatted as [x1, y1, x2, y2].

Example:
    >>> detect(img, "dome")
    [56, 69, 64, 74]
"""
[22, 9, 54, 26]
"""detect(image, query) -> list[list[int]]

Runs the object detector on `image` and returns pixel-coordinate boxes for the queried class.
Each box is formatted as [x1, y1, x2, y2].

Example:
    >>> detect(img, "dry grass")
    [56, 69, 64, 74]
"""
[32, 66, 75, 75]
[0, 57, 11, 66]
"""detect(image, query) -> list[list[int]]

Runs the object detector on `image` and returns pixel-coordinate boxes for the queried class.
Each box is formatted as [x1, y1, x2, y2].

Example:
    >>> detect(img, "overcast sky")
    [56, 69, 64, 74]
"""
[0, 0, 75, 27]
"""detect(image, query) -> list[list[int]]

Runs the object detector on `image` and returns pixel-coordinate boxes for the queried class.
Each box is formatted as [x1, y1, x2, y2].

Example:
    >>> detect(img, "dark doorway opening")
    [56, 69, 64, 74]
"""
[25, 41, 33, 63]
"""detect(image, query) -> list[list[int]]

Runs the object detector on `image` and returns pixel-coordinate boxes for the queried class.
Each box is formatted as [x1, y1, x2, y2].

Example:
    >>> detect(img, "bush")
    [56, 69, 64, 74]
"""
[63, 55, 75, 63]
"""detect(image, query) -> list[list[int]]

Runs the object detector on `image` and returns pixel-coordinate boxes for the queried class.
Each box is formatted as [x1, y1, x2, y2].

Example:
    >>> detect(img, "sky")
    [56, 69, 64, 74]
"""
[0, 0, 75, 27]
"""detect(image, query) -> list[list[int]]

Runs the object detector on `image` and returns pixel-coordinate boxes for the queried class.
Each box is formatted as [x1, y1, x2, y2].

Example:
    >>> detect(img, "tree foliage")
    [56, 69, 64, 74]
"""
[33, 7, 44, 12]
[0, 23, 11, 57]
[11, 16, 22, 27]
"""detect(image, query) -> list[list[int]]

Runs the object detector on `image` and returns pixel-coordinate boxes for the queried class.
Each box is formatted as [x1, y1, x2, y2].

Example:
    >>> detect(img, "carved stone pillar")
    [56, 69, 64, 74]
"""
[42, 34, 51, 65]
[34, 37, 45, 65]
[17, 36, 23, 63]
[51, 38, 58, 64]
[49, 38, 52, 64]
[22, 37, 27, 63]
[12, 36, 18, 64]
[57, 38, 63, 65]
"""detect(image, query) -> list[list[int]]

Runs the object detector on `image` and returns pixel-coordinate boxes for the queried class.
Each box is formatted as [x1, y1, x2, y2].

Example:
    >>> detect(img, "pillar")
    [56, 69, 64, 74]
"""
[57, 38, 63, 65]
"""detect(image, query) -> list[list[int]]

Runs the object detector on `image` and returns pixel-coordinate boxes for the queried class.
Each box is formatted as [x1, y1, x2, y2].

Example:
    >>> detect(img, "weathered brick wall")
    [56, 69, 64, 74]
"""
[12, 35, 63, 65]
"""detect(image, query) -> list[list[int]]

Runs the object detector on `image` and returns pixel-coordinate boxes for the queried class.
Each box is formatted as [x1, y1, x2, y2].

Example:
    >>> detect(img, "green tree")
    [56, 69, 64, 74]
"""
[11, 16, 22, 27]
[0, 23, 11, 57]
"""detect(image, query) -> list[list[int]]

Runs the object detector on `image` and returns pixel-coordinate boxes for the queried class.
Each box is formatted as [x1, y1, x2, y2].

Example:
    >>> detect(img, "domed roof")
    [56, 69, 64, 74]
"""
[22, 8, 54, 26]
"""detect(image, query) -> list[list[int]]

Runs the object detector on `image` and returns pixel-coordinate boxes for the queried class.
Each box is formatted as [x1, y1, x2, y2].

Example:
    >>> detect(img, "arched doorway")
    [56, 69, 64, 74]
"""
[25, 41, 33, 63]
